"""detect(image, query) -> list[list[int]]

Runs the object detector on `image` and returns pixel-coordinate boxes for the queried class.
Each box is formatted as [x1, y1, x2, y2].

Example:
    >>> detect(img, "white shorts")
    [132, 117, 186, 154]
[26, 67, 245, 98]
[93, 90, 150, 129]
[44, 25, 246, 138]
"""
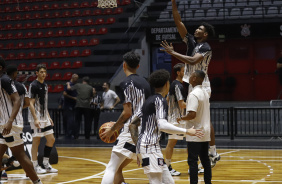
[31, 120, 54, 138]
[140, 144, 166, 174]
[0, 126, 24, 148]
[112, 136, 136, 160]
[168, 122, 186, 140]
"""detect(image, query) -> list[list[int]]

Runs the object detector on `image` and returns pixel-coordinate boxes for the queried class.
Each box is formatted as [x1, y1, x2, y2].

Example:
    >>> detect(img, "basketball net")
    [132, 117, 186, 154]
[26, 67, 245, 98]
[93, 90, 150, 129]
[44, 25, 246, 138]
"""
[97, 0, 117, 8]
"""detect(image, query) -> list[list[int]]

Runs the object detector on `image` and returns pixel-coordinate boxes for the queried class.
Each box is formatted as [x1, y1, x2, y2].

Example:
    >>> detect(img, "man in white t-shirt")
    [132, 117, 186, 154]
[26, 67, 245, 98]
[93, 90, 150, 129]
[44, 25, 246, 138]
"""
[101, 82, 120, 110]
[178, 70, 211, 184]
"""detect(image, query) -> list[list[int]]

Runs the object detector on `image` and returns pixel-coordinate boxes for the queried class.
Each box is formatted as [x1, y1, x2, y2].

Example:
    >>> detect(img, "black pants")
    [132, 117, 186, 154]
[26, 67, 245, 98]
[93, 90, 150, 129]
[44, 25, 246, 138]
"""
[187, 142, 212, 184]
[63, 108, 75, 137]
[91, 108, 100, 136]
[74, 107, 92, 139]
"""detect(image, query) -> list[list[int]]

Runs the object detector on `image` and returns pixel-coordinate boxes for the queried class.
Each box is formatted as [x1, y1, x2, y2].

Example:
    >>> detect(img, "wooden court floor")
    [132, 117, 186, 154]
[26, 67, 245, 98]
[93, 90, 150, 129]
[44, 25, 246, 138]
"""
[4, 148, 282, 184]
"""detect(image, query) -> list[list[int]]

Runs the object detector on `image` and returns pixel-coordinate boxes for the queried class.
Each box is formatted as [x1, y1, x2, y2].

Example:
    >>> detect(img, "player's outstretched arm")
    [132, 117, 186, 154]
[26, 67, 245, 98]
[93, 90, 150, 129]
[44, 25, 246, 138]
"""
[129, 116, 141, 145]
[171, 0, 188, 39]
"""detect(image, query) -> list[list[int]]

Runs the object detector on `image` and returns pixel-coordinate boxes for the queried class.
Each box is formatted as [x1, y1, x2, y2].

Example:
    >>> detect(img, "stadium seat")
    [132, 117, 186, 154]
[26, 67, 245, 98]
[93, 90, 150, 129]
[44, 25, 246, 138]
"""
[228, 8, 241, 19]
[225, 0, 235, 7]
[91, 1, 98, 7]
[14, 14, 21, 20]
[37, 41, 45, 48]
[6, 43, 14, 49]
[72, 10, 81, 17]
[266, 6, 278, 17]
[5, 33, 13, 39]
[52, 3, 59, 9]
[62, 72, 73, 80]
[24, 13, 31, 20]
[49, 51, 58, 58]
[6, 53, 16, 60]
[66, 29, 76, 36]
[218, 8, 229, 18]
[68, 40, 78, 47]
[24, 23, 32, 29]
[83, 10, 91, 16]
[52, 11, 60, 18]
[75, 19, 84, 26]
[241, 7, 253, 19]
[64, 20, 73, 27]
[93, 9, 102, 16]
[89, 38, 99, 46]
[54, 21, 63, 27]
[213, 0, 224, 8]
[190, 0, 200, 9]
[0, 34, 3, 40]
[51, 73, 62, 81]
[28, 63, 37, 70]
[85, 18, 94, 25]
[17, 52, 26, 60]
[47, 40, 56, 48]
[48, 85, 54, 93]
[61, 61, 71, 69]
[5, 24, 12, 30]
[18, 63, 28, 71]
[27, 52, 36, 59]
[61, 3, 69, 9]
[4, 6, 12, 12]
[87, 28, 96, 35]
[106, 17, 115, 24]
[14, 32, 23, 39]
[70, 50, 80, 57]
[103, 8, 112, 15]
[62, 11, 71, 17]
[16, 42, 25, 49]
[35, 31, 44, 38]
[77, 28, 86, 36]
[58, 40, 67, 47]
[59, 50, 69, 58]
[41, 62, 49, 69]
[15, 23, 23, 29]
[56, 30, 64, 37]
[206, 9, 218, 20]
[237, 0, 247, 7]
[27, 75, 37, 82]
[17, 74, 27, 82]
[122, 0, 130, 5]
[45, 73, 50, 81]
[72, 60, 82, 68]
[97, 27, 108, 34]
[0, 44, 4, 50]
[53, 84, 64, 93]
[49, 61, 60, 69]
[26, 42, 35, 49]
[113, 7, 123, 14]
[71, 2, 79, 8]
[43, 12, 51, 19]
[44, 21, 53, 28]
[95, 18, 105, 25]
[39, 51, 47, 58]
[79, 39, 88, 46]
[42, 4, 50, 10]
[82, 49, 91, 56]
[81, 1, 90, 8]
[45, 30, 54, 37]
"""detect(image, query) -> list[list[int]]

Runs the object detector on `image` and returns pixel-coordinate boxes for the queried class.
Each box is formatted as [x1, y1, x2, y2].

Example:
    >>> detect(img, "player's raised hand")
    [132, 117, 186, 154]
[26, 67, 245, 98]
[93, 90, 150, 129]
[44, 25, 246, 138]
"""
[160, 40, 175, 55]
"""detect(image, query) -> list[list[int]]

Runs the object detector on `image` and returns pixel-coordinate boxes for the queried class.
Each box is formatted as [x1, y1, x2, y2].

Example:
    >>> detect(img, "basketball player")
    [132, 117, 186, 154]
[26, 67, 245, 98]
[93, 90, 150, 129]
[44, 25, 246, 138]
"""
[160, 0, 220, 169]
[129, 69, 203, 184]
[165, 63, 186, 176]
[0, 59, 43, 184]
[177, 70, 212, 184]
[28, 64, 58, 174]
[100, 51, 151, 184]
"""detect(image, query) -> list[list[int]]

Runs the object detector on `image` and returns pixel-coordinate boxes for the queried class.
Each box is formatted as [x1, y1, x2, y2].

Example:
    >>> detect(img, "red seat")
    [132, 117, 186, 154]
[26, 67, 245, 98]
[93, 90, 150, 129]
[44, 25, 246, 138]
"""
[91, 1, 98, 7]
[34, 22, 43, 29]
[52, 3, 59, 9]
[15, 23, 23, 29]
[54, 21, 63, 27]
[106, 17, 116, 24]
[82, 49, 91, 56]
[62, 72, 73, 80]
[6, 43, 14, 49]
[55, 30, 64, 37]
[42, 4, 50, 10]
[83, 10, 91, 16]
[71, 2, 79, 8]
[6, 53, 16, 60]
[66, 29, 76, 36]
[74, 19, 84, 26]
[49, 51, 58, 58]
[25, 32, 33, 39]
[33, 13, 41, 19]
[24, 23, 32, 29]
[68, 40, 78, 47]
[72, 10, 81, 17]
[93, 9, 102, 16]
[72, 61, 83, 68]
[26, 42, 35, 49]
[27, 75, 37, 82]
[87, 28, 96, 35]
[95, 18, 105, 25]
[41, 62, 49, 69]
[47, 40, 56, 48]
[36, 41, 45, 48]
[52, 11, 60, 18]
[79, 39, 88, 46]
[64, 20, 73, 27]
[27, 52, 36, 59]
[48, 85, 53, 92]
[14, 14, 21, 20]
[43, 12, 51, 19]
[5, 33, 13, 39]
[97, 27, 108, 35]
[81, 1, 90, 8]
[58, 40, 67, 47]
[62, 11, 71, 17]
[113, 7, 123, 14]
[61, 61, 71, 69]
[77, 28, 86, 36]
[49, 61, 60, 69]
[28, 63, 37, 70]
[51, 73, 62, 81]
[70, 50, 80, 57]
[32, 4, 40, 11]
[122, 0, 131, 5]
[85, 18, 94, 25]
[35, 31, 44, 38]
[24, 13, 31, 20]
[15, 32, 23, 39]
[16, 42, 25, 49]
[4, 15, 12, 21]
[17, 52, 26, 60]
[0, 44, 4, 50]
[59, 50, 69, 57]
[53, 84, 64, 93]
[17, 74, 27, 82]
[45, 73, 50, 81]
[44, 21, 53, 28]
[5, 24, 12, 30]
[4, 6, 12, 12]
[61, 3, 69, 9]
[18, 63, 28, 71]
[38, 51, 47, 58]
[45, 30, 54, 37]
[103, 8, 112, 15]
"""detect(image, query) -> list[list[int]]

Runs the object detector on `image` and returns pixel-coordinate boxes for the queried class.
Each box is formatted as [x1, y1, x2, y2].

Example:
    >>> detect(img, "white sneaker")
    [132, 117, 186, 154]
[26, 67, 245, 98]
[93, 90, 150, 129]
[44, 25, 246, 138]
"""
[188, 168, 205, 174]
[209, 152, 221, 168]
[169, 169, 181, 176]
[43, 163, 58, 173]
[34, 165, 47, 174]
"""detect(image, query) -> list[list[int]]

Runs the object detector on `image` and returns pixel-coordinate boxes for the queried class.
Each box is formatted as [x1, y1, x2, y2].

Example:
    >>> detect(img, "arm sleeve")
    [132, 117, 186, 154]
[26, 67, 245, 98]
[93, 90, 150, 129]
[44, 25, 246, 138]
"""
[158, 119, 186, 134]
[186, 94, 198, 113]
[155, 97, 166, 120]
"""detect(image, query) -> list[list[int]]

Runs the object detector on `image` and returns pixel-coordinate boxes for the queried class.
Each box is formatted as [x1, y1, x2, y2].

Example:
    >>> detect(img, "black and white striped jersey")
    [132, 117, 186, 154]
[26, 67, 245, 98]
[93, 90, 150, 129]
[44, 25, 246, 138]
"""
[14, 81, 28, 125]
[168, 80, 186, 124]
[0, 74, 22, 127]
[119, 74, 151, 139]
[28, 80, 49, 123]
[137, 94, 168, 151]
[182, 33, 212, 85]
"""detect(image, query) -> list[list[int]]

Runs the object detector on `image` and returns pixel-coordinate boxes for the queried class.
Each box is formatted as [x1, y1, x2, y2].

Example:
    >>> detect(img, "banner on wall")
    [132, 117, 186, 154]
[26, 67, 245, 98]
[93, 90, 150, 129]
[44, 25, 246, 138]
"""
[147, 27, 181, 44]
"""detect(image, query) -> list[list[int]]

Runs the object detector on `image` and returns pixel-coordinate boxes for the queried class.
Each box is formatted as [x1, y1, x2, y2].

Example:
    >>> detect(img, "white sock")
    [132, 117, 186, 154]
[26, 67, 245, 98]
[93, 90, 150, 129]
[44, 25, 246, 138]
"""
[165, 159, 171, 167]
[210, 145, 217, 156]
[43, 157, 49, 165]
[198, 162, 203, 169]
[33, 179, 43, 184]
[32, 160, 38, 167]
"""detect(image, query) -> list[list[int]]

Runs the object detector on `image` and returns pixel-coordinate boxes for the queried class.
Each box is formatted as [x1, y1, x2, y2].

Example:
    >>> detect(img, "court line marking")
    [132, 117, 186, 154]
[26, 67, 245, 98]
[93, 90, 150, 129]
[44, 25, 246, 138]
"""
[56, 156, 107, 184]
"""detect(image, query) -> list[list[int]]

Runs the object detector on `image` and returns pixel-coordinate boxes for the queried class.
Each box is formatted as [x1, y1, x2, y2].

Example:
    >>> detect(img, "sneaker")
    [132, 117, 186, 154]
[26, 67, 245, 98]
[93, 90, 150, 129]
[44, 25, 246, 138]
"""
[188, 168, 205, 174]
[43, 163, 58, 173]
[209, 153, 221, 168]
[168, 165, 181, 176]
[1, 171, 8, 180]
[34, 165, 47, 174]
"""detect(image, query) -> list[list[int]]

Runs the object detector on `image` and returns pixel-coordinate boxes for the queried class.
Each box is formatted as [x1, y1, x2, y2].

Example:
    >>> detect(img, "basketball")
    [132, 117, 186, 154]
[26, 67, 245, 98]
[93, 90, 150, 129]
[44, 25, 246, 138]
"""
[99, 122, 119, 143]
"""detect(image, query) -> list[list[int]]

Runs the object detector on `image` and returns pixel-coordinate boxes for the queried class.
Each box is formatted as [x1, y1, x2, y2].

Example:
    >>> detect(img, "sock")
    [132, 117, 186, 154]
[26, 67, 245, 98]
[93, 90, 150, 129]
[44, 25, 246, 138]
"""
[43, 157, 49, 166]
[44, 145, 53, 158]
[33, 179, 43, 184]
[165, 159, 171, 167]
[210, 145, 216, 156]
[32, 160, 38, 167]
[198, 162, 203, 169]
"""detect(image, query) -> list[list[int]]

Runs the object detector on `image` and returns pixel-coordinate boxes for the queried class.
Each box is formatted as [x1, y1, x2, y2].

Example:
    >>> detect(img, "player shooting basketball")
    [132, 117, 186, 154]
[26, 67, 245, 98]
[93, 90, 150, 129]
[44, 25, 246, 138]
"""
[160, 0, 220, 174]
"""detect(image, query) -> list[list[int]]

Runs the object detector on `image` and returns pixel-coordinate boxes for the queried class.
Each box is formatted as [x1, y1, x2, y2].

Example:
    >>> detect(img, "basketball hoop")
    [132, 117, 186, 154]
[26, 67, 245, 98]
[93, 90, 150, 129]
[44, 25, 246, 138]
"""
[97, 0, 117, 8]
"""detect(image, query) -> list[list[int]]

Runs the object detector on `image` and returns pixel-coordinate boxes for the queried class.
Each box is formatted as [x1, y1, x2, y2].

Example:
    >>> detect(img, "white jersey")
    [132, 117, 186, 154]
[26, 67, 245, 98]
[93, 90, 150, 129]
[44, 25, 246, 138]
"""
[14, 81, 29, 127]
[182, 34, 212, 89]
[0, 74, 23, 127]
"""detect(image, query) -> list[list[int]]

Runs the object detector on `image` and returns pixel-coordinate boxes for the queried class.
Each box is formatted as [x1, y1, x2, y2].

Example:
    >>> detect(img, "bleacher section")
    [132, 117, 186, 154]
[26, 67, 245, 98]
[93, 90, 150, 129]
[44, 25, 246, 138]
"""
[0, 0, 145, 107]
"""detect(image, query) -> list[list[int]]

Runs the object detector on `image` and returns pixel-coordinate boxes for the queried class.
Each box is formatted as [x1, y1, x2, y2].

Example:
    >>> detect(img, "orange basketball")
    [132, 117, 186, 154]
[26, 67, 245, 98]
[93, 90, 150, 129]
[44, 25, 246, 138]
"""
[99, 122, 119, 143]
